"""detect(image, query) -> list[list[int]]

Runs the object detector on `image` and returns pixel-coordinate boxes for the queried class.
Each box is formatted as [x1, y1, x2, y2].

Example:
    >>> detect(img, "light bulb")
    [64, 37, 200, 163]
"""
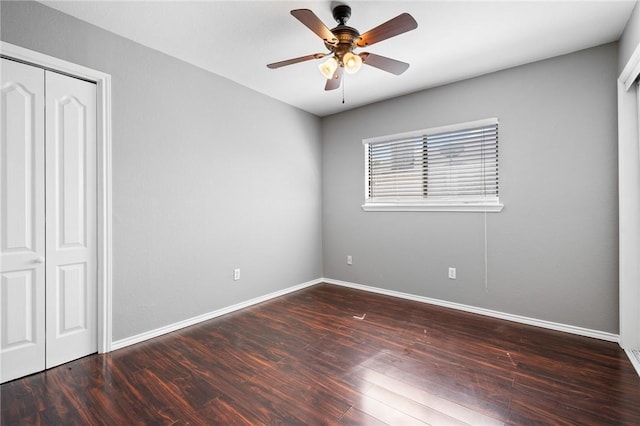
[318, 57, 338, 79]
[343, 52, 362, 74]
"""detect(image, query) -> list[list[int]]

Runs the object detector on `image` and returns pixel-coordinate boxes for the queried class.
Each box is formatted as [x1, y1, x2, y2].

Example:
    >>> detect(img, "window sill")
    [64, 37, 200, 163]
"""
[361, 202, 504, 212]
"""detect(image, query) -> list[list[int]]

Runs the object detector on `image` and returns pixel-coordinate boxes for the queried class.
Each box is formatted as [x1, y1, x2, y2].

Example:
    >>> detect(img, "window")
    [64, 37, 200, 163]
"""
[363, 118, 503, 212]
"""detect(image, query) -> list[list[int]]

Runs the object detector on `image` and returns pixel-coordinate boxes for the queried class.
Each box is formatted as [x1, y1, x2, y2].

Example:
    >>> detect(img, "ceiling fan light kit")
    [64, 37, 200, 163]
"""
[267, 4, 418, 91]
[343, 52, 363, 74]
[319, 56, 339, 79]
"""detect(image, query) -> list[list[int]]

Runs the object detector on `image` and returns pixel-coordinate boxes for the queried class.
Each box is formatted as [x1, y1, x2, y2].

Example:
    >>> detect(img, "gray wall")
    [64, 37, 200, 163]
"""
[1, 1, 323, 341]
[322, 43, 619, 333]
[620, 1, 640, 73]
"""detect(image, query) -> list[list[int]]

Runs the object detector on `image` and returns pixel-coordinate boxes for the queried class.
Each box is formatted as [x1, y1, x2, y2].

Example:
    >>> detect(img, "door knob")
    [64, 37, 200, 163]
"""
[34, 257, 45, 264]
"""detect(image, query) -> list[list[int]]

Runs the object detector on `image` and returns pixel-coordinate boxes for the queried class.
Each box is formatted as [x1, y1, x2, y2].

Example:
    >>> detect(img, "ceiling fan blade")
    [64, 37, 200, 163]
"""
[267, 53, 328, 69]
[325, 67, 343, 91]
[360, 53, 409, 75]
[357, 13, 418, 47]
[291, 9, 337, 44]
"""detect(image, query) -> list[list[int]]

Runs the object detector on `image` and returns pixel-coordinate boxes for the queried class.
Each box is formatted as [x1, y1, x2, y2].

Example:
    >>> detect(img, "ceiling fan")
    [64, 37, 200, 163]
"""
[267, 4, 418, 91]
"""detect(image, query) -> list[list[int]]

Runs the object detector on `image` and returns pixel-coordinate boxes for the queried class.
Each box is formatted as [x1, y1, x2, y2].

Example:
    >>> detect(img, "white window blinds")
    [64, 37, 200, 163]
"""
[363, 118, 502, 212]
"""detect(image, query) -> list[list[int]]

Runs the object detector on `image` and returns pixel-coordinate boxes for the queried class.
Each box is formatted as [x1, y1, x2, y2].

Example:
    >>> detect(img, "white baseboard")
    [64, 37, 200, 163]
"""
[110, 278, 322, 351]
[323, 278, 620, 343]
[111, 276, 620, 352]
[625, 349, 640, 377]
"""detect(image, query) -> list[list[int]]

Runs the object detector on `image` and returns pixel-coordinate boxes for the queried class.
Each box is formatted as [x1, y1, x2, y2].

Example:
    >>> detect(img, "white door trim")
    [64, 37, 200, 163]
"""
[618, 41, 640, 354]
[0, 41, 113, 353]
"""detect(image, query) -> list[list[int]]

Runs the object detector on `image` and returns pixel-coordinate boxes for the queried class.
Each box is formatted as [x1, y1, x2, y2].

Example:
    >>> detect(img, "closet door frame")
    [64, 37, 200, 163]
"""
[1, 41, 113, 353]
[618, 39, 640, 376]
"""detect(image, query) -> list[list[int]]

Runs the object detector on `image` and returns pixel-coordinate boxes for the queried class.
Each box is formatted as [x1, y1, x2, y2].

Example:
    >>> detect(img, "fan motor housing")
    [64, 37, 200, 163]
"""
[325, 4, 361, 59]
[325, 25, 360, 53]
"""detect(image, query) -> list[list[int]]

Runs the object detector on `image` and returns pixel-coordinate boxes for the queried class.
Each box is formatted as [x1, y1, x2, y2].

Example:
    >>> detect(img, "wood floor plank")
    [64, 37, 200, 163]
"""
[339, 406, 389, 426]
[202, 395, 263, 425]
[2, 283, 640, 425]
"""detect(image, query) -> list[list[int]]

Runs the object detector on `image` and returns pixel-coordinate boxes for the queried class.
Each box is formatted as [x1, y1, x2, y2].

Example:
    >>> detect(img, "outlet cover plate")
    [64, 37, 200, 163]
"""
[448, 267, 456, 279]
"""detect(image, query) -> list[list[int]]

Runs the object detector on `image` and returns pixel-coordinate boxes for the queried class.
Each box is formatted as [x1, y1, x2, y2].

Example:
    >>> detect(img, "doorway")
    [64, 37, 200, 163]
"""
[1, 43, 113, 383]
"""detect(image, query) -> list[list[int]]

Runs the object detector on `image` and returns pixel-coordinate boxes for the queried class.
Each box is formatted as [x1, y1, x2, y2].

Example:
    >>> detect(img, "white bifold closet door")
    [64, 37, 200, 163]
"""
[1, 58, 97, 383]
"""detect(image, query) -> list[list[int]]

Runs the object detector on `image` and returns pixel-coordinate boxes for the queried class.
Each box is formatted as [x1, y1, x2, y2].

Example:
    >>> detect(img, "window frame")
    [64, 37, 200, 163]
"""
[362, 118, 504, 212]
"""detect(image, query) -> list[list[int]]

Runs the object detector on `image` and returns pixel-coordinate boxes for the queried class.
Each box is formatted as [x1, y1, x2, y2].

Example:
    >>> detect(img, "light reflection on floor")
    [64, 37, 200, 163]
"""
[355, 353, 505, 425]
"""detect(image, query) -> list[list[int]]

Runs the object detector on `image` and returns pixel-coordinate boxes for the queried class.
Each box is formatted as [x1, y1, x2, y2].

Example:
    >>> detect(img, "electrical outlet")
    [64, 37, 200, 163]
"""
[233, 268, 240, 281]
[347, 255, 353, 265]
[448, 267, 456, 280]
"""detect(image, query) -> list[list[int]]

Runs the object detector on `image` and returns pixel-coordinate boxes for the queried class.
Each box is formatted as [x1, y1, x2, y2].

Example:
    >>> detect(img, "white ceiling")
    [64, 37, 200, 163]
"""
[40, 0, 636, 117]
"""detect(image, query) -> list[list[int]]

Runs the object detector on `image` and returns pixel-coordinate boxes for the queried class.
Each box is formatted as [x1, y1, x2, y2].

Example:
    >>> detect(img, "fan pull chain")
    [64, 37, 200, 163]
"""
[342, 74, 345, 104]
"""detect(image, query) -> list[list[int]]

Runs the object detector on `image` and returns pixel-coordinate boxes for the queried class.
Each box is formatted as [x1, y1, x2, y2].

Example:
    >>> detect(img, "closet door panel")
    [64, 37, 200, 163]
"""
[0, 58, 46, 383]
[45, 71, 97, 369]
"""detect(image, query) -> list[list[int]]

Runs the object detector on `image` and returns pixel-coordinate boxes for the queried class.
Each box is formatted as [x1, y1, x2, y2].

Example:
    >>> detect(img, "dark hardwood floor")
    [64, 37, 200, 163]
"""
[2, 283, 640, 425]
